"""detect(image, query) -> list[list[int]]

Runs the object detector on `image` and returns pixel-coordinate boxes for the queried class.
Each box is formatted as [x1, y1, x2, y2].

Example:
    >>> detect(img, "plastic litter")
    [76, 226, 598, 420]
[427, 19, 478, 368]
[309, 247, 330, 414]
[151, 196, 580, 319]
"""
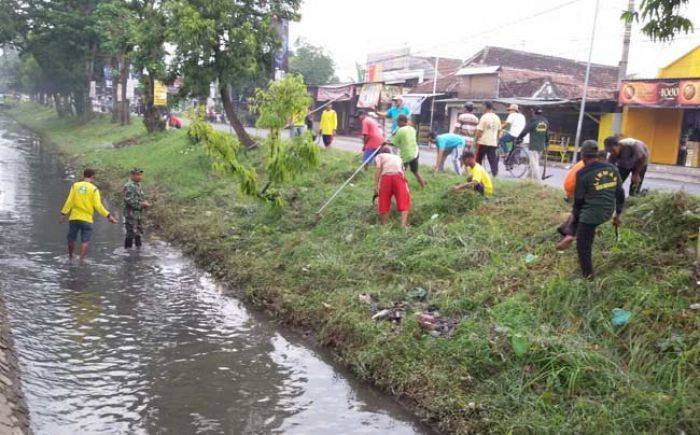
[416, 311, 460, 337]
[358, 293, 373, 304]
[524, 253, 538, 264]
[430, 214, 439, 220]
[371, 306, 405, 323]
[611, 308, 632, 326]
[510, 334, 529, 358]
[407, 287, 428, 302]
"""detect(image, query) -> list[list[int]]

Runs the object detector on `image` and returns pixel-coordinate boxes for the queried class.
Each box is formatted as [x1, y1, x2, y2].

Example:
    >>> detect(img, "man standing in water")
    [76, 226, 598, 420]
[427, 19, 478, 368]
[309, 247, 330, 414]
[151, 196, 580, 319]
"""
[123, 168, 150, 249]
[60, 168, 117, 262]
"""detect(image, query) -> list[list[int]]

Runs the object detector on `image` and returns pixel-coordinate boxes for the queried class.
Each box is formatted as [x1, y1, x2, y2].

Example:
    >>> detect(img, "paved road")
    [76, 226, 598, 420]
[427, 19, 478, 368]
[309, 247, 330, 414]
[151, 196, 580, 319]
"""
[211, 123, 700, 196]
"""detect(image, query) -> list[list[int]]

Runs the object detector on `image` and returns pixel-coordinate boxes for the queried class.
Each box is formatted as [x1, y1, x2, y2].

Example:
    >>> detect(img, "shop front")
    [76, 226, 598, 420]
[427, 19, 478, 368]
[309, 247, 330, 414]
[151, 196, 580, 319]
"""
[617, 46, 700, 167]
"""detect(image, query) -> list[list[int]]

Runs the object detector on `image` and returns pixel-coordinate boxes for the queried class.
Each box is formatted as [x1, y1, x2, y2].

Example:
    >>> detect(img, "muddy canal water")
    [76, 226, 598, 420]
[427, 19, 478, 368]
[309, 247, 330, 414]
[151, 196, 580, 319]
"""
[0, 116, 429, 434]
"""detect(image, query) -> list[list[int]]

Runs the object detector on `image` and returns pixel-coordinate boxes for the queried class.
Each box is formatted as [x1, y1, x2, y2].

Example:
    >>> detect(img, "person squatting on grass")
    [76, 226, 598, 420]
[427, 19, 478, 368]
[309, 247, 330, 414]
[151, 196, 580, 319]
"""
[391, 114, 427, 189]
[451, 150, 493, 197]
[123, 168, 151, 249]
[374, 146, 411, 228]
[60, 168, 118, 262]
[556, 141, 625, 278]
[428, 131, 466, 175]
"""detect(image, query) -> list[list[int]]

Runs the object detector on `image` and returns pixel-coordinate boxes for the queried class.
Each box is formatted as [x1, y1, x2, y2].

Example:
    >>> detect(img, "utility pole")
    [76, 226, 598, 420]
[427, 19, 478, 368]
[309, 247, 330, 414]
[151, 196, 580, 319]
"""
[429, 56, 439, 131]
[572, 0, 601, 164]
[617, 0, 634, 87]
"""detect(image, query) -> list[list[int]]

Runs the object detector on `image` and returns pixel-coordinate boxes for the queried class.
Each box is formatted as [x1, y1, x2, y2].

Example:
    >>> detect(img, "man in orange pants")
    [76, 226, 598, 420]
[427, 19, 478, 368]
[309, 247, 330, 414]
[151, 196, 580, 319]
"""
[374, 146, 411, 228]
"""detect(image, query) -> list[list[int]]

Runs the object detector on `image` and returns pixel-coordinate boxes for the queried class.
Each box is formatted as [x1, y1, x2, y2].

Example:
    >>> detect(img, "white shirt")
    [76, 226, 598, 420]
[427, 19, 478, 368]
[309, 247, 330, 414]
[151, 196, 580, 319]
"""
[477, 112, 502, 147]
[505, 112, 526, 137]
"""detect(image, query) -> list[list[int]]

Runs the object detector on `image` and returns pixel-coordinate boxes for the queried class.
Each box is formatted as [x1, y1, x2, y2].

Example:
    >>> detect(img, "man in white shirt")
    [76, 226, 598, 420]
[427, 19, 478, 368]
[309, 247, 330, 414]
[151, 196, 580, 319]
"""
[499, 104, 526, 154]
[475, 101, 502, 176]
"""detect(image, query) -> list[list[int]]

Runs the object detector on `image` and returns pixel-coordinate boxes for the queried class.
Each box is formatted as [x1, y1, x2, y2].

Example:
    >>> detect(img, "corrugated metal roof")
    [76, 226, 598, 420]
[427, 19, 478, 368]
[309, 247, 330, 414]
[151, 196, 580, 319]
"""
[456, 65, 501, 76]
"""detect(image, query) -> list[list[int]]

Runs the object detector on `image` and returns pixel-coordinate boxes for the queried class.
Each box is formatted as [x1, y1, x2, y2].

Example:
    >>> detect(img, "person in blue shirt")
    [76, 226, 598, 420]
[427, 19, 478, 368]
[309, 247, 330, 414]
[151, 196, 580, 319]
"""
[428, 132, 466, 175]
[379, 96, 411, 135]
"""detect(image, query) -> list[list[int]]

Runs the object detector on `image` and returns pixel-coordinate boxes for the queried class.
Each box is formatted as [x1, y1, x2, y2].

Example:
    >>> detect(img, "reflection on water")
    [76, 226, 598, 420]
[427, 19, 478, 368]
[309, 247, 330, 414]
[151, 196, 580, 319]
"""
[0, 117, 428, 434]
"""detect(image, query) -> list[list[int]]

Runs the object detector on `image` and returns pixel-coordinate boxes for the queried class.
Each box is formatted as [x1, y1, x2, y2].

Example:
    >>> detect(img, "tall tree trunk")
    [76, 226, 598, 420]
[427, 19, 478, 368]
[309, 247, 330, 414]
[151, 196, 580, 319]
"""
[82, 40, 97, 121]
[142, 72, 164, 133]
[219, 83, 256, 149]
[119, 56, 130, 125]
[111, 57, 119, 123]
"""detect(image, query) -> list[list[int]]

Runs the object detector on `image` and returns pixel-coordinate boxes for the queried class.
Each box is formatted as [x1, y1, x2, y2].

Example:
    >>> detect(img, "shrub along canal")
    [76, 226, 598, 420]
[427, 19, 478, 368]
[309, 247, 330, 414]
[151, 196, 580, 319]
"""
[0, 115, 431, 433]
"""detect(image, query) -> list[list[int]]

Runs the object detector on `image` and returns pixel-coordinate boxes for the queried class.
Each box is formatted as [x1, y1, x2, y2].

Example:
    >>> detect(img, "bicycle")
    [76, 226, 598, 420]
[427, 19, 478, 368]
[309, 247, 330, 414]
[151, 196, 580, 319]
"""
[500, 137, 530, 178]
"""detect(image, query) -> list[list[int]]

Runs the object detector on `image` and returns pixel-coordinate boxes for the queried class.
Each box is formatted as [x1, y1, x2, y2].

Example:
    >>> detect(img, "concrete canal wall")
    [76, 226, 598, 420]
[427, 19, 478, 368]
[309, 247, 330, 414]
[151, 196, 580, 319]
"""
[0, 298, 31, 434]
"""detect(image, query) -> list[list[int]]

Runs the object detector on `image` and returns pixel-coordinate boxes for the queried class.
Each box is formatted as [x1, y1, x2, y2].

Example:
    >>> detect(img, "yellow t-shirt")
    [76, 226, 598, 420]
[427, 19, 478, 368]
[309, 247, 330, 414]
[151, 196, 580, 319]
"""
[60, 181, 111, 223]
[466, 163, 493, 197]
[319, 109, 338, 135]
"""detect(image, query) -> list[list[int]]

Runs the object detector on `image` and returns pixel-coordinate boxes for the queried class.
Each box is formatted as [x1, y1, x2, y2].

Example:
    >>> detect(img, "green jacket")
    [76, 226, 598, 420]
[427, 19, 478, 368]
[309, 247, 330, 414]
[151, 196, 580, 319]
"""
[123, 180, 145, 218]
[573, 161, 625, 226]
[518, 114, 549, 151]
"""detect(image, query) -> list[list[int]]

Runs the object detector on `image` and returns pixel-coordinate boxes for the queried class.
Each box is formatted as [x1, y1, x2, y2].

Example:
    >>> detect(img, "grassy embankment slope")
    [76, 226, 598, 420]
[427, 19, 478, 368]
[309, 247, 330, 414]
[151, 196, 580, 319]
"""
[5, 102, 699, 434]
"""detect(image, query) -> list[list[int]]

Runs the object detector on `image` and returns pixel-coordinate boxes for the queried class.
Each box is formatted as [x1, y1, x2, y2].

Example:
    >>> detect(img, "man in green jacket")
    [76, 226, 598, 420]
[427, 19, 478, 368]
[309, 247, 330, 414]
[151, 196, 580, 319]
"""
[556, 141, 625, 278]
[516, 107, 549, 180]
[123, 168, 150, 249]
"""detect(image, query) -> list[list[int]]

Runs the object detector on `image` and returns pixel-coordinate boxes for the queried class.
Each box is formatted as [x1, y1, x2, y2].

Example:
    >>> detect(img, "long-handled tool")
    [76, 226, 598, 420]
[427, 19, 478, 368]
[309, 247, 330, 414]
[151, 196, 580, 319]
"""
[316, 146, 383, 219]
[541, 141, 553, 180]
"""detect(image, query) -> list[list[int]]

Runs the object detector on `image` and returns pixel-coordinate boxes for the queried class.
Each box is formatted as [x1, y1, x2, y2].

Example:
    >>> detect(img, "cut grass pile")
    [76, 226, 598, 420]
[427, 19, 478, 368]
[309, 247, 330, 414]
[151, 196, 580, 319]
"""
[5, 102, 699, 434]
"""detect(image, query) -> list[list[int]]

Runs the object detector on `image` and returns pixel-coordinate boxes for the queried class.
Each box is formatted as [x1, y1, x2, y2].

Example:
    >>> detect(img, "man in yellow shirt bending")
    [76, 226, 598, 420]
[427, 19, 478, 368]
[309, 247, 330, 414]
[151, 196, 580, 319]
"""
[451, 151, 493, 197]
[319, 105, 337, 148]
[60, 168, 117, 262]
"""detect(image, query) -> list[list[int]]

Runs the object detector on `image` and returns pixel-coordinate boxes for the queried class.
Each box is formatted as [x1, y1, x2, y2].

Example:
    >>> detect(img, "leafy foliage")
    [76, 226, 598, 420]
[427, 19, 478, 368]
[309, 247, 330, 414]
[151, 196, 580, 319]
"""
[289, 38, 337, 85]
[622, 0, 694, 41]
[188, 75, 319, 205]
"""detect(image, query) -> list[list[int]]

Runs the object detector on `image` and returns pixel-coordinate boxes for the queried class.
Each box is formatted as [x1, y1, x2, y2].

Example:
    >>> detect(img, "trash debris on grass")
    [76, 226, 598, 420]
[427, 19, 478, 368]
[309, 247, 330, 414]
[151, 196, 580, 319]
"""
[510, 334, 529, 358]
[524, 253, 539, 264]
[371, 304, 406, 323]
[407, 287, 428, 301]
[416, 311, 460, 337]
[690, 303, 700, 310]
[430, 213, 439, 221]
[611, 308, 632, 326]
[358, 293, 374, 304]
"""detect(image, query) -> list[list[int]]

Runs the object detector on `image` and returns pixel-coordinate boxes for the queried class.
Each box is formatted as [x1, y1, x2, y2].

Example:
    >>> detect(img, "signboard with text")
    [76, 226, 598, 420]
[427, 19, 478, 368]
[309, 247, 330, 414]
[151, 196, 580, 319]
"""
[154, 80, 168, 107]
[619, 79, 700, 108]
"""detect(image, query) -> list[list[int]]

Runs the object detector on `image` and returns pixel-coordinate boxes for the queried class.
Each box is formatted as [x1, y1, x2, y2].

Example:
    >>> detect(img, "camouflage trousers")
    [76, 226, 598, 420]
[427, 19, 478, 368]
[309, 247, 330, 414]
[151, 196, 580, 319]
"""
[124, 214, 143, 239]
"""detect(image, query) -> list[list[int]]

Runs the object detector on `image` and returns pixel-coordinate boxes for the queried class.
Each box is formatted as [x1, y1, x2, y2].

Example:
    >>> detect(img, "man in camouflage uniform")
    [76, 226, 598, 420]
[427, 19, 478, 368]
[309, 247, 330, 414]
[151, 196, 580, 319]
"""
[123, 168, 150, 248]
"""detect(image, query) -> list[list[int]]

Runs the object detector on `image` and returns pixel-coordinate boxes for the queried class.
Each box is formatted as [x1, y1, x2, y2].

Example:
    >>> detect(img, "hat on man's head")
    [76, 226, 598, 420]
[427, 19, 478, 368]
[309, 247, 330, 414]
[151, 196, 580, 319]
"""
[581, 140, 599, 158]
[508, 104, 519, 112]
[130, 167, 144, 174]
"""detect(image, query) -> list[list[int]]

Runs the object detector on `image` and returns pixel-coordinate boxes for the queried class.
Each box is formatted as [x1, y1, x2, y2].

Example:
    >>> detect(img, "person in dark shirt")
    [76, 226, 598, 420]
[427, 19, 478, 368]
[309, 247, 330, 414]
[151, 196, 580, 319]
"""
[517, 108, 549, 150]
[604, 135, 649, 196]
[556, 140, 625, 278]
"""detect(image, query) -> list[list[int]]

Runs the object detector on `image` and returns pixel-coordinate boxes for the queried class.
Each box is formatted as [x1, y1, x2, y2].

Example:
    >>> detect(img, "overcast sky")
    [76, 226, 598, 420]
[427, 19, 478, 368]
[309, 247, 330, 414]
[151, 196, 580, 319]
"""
[289, 0, 700, 82]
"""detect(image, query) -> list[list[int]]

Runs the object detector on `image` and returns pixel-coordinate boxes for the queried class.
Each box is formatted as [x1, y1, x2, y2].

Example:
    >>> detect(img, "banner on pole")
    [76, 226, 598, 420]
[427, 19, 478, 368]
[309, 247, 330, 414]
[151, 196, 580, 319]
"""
[317, 84, 354, 102]
[154, 80, 167, 107]
[357, 83, 382, 108]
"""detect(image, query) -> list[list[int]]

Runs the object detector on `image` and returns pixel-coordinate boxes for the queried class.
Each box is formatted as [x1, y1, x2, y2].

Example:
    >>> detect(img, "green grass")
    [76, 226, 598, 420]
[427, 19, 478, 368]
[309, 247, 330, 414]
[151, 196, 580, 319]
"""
[5, 102, 699, 434]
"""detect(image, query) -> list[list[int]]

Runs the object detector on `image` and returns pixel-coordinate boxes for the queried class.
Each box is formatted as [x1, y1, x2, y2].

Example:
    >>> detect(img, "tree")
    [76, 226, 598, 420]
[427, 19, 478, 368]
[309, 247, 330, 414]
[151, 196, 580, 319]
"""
[622, 0, 694, 41]
[188, 74, 319, 205]
[132, 0, 169, 133]
[288, 38, 336, 85]
[165, 0, 302, 149]
[95, 0, 138, 125]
